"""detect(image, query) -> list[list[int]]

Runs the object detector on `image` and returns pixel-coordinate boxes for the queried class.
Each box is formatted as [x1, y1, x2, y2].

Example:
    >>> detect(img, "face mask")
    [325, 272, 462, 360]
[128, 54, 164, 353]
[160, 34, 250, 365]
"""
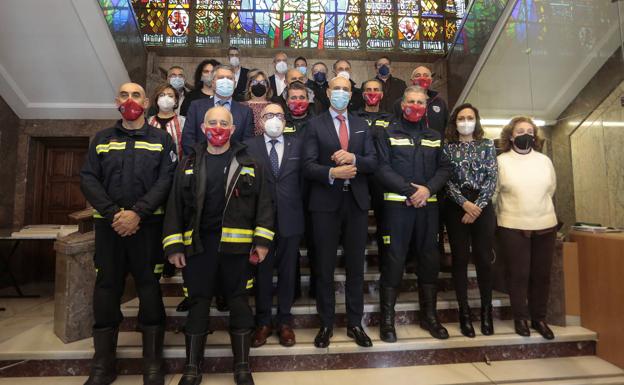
[413, 77, 432, 89]
[288, 100, 309, 116]
[378, 64, 390, 77]
[275, 61, 288, 74]
[229, 56, 240, 67]
[118, 99, 144, 121]
[201, 73, 213, 87]
[206, 126, 231, 147]
[215, 78, 234, 98]
[313, 71, 327, 83]
[457, 120, 476, 136]
[337, 71, 351, 81]
[330, 89, 350, 111]
[251, 83, 267, 97]
[512, 133, 535, 151]
[297, 66, 307, 76]
[402, 104, 426, 122]
[157, 95, 176, 112]
[264, 117, 284, 138]
[169, 76, 185, 90]
[363, 92, 382, 106]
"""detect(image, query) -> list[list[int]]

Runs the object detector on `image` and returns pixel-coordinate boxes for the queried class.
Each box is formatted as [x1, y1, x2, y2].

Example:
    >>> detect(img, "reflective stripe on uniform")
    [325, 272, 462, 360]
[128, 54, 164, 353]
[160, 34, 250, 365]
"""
[384, 192, 407, 202]
[163, 233, 183, 248]
[246, 278, 254, 289]
[134, 141, 164, 152]
[240, 167, 255, 177]
[153, 207, 165, 215]
[383, 235, 391, 245]
[183, 230, 193, 245]
[376, 120, 390, 128]
[221, 227, 253, 243]
[254, 226, 275, 241]
[93, 210, 104, 219]
[183, 287, 188, 298]
[389, 138, 413, 146]
[153, 264, 164, 274]
[184, 169, 193, 175]
[96, 142, 126, 154]
[427, 195, 438, 202]
[283, 126, 296, 133]
[421, 139, 441, 147]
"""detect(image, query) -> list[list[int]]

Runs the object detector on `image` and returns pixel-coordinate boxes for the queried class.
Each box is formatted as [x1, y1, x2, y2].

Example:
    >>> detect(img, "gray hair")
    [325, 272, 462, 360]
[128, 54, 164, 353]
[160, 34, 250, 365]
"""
[402, 85, 428, 102]
[213, 64, 235, 75]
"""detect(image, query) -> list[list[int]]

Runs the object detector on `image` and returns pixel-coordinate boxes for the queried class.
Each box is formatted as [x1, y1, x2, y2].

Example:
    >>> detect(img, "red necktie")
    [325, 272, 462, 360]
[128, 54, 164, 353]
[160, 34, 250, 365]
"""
[336, 114, 348, 150]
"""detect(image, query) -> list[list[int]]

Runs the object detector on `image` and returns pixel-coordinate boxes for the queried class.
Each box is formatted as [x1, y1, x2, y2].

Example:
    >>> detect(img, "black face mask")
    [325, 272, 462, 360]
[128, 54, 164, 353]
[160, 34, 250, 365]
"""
[513, 133, 535, 151]
[251, 83, 267, 97]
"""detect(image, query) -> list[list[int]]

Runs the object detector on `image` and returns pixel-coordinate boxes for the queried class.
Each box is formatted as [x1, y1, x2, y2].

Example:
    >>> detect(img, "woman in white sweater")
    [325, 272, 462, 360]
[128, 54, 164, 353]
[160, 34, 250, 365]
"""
[495, 116, 558, 340]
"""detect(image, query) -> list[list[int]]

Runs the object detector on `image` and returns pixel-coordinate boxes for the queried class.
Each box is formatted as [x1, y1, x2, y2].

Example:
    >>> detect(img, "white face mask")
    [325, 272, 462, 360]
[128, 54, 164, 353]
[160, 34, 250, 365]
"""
[157, 95, 176, 112]
[457, 120, 476, 136]
[275, 61, 288, 74]
[337, 71, 351, 81]
[264, 117, 284, 138]
[229, 56, 240, 67]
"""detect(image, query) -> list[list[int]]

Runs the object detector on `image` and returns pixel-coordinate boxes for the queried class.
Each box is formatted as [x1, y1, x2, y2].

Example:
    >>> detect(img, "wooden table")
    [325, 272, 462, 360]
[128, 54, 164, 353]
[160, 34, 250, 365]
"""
[569, 231, 624, 368]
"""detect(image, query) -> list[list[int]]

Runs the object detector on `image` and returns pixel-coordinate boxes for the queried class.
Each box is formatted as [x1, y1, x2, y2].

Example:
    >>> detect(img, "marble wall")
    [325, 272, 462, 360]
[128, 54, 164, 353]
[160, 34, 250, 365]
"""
[0, 95, 20, 228]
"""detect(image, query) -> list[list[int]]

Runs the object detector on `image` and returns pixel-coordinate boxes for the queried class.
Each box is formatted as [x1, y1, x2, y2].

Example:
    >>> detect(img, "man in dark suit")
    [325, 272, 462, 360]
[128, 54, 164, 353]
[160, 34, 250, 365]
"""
[303, 75, 378, 348]
[371, 56, 407, 113]
[182, 64, 254, 155]
[268, 51, 289, 104]
[227, 46, 250, 102]
[245, 103, 304, 348]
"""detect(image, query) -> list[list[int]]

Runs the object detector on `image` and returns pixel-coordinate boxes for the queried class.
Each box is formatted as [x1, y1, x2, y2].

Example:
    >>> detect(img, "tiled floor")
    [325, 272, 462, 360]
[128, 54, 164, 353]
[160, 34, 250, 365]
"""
[0, 282, 55, 344]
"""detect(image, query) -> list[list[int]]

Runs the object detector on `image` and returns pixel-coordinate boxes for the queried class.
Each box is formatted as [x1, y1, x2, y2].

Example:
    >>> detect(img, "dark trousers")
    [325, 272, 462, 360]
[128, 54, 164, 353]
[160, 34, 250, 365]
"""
[93, 220, 165, 329]
[182, 231, 254, 334]
[255, 234, 301, 326]
[444, 201, 495, 306]
[369, 178, 386, 264]
[380, 204, 440, 289]
[312, 191, 368, 327]
[497, 226, 556, 321]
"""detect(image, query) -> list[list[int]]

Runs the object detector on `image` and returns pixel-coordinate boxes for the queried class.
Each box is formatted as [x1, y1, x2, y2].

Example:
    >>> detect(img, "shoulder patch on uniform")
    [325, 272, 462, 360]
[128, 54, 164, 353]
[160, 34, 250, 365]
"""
[432, 106, 441, 113]
[170, 150, 177, 163]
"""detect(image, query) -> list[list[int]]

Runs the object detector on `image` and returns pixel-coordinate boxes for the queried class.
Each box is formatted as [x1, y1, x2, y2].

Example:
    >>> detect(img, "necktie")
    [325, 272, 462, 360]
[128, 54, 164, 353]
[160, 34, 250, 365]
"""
[217, 99, 229, 108]
[336, 114, 348, 151]
[269, 139, 279, 177]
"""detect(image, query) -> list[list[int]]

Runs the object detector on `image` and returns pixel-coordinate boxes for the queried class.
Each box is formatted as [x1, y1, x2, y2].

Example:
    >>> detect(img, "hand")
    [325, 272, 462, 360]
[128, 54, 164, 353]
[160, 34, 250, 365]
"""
[168, 252, 186, 268]
[409, 183, 431, 207]
[330, 165, 357, 180]
[253, 246, 269, 263]
[331, 150, 356, 166]
[112, 210, 140, 237]
[462, 201, 482, 218]
[461, 213, 477, 224]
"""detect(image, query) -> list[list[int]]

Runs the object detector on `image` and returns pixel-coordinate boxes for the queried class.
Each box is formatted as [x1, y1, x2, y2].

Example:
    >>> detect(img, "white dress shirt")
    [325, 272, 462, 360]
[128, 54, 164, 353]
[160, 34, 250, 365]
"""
[275, 75, 287, 96]
[214, 95, 232, 110]
[264, 133, 284, 167]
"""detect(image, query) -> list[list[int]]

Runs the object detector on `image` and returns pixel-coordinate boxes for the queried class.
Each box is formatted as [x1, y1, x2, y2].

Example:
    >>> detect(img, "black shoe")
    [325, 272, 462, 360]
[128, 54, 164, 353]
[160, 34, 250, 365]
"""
[141, 325, 165, 385]
[313, 327, 333, 348]
[84, 327, 118, 385]
[230, 329, 255, 385]
[480, 303, 494, 336]
[178, 332, 207, 385]
[347, 326, 373, 347]
[514, 320, 530, 337]
[216, 296, 229, 312]
[418, 284, 449, 340]
[531, 320, 554, 340]
[176, 297, 190, 312]
[458, 305, 475, 338]
[379, 287, 398, 343]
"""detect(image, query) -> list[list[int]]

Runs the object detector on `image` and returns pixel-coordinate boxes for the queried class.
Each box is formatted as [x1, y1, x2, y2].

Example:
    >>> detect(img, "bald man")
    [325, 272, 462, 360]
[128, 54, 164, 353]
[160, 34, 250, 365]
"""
[80, 82, 177, 385]
[163, 106, 274, 385]
[303, 76, 377, 349]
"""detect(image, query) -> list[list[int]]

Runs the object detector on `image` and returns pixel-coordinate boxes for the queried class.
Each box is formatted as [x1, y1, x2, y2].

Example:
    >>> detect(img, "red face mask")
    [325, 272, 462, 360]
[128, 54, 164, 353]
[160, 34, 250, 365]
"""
[206, 126, 232, 147]
[402, 104, 426, 122]
[118, 99, 145, 121]
[363, 92, 382, 106]
[412, 77, 432, 89]
[288, 100, 309, 116]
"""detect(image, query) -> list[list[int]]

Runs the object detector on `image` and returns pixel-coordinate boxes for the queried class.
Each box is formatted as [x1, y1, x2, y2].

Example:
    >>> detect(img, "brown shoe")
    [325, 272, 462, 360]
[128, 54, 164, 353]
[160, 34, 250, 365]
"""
[252, 325, 272, 348]
[278, 324, 296, 347]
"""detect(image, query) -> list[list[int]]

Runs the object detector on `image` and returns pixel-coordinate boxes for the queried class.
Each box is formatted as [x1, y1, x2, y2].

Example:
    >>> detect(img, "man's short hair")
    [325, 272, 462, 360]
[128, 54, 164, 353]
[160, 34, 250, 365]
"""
[402, 85, 428, 102]
[168, 65, 184, 73]
[333, 59, 352, 71]
[362, 79, 383, 89]
[228, 46, 240, 53]
[286, 81, 308, 98]
[312, 62, 328, 71]
[294, 56, 307, 64]
[213, 64, 235, 74]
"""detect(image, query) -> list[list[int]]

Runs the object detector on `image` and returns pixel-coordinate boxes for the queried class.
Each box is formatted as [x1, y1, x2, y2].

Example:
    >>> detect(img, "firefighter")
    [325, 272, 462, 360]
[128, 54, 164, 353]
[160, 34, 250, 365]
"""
[163, 106, 274, 385]
[80, 82, 177, 385]
[375, 86, 451, 342]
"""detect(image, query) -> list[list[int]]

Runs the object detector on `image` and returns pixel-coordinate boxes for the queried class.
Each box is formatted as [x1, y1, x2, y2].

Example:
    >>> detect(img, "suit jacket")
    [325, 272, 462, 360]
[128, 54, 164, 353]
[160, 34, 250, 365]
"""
[233, 67, 250, 102]
[303, 111, 378, 212]
[181, 97, 254, 155]
[268, 74, 287, 104]
[245, 135, 305, 237]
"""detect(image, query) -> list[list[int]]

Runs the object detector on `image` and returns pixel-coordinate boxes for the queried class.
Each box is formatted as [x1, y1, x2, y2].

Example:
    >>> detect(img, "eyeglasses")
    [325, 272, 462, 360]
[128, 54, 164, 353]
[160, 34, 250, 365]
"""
[262, 113, 284, 120]
[251, 79, 267, 86]
[205, 120, 231, 128]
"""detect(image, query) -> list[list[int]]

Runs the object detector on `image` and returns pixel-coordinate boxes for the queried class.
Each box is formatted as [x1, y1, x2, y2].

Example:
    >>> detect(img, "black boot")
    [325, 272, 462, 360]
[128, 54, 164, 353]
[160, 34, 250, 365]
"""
[458, 304, 475, 338]
[84, 327, 118, 385]
[379, 287, 398, 343]
[178, 333, 207, 385]
[177, 297, 190, 312]
[480, 302, 494, 336]
[230, 329, 255, 385]
[142, 325, 165, 385]
[418, 284, 449, 340]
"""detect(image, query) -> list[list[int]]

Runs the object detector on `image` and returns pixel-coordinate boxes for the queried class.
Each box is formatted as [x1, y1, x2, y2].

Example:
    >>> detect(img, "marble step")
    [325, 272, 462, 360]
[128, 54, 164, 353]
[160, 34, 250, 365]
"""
[119, 289, 512, 331]
[0, 320, 596, 376]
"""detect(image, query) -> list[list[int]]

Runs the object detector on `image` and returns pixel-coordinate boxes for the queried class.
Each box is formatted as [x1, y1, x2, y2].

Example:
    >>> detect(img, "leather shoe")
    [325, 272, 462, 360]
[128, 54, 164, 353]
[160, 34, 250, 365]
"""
[176, 297, 190, 313]
[313, 327, 332, 348]
[251, 325, 272, 348]
[531, 320, 554, 340]
[346, 326, 373, 348]
[277, 324, 296, 347]
[514, 320, 530, 337]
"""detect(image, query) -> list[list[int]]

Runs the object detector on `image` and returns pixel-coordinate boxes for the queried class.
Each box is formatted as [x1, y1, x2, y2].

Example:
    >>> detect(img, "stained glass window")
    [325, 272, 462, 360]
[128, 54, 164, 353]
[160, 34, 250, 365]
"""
[130, 0, 467, 53]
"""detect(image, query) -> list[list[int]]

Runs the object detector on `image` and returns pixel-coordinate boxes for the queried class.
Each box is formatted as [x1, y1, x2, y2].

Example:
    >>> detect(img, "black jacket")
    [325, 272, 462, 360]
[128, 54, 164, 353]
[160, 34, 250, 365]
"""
[372, 75, 407, 113]
[392, 89, 449, 137]
[306, 79, 330, 114]
[285, 108, 315, 136]
[162, 141, 275, 257]
[356, 109, 394, 148]
[233, 67, 250, 102]
[375, 117, 451, 205]
[80, 120, 177, 222]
